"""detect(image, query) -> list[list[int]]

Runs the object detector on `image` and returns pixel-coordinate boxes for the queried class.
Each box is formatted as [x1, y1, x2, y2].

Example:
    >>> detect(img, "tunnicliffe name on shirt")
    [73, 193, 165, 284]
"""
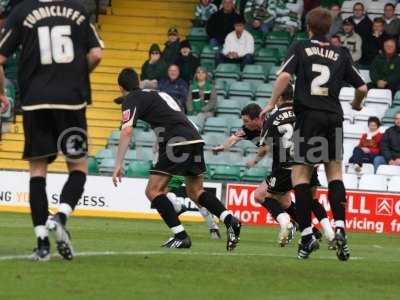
[23, 6, 86, 28]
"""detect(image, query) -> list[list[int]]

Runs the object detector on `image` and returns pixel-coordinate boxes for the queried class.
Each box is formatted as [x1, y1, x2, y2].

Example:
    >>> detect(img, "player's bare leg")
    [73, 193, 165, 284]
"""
[325, 161, 350, 261]
[29, 159, 50, 261]
[254, 182, 295, 246]
[47, 159, 87, 260]
[146, 174, 191, 249]
[185, 175, 241, 251]
[292, 164, 320, 259]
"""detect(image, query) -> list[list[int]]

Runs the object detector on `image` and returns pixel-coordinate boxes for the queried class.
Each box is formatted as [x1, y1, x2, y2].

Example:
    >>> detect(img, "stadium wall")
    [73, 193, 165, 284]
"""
[0, 170, 399, 234]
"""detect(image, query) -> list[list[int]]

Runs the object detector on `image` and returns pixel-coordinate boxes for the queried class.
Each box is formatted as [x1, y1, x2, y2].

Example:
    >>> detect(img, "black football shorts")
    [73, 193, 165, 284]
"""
[22, 108, 88, 163]
[150, 142, 206, 177]
[293, 110, 343, 165]
[265, 167, 320, 195]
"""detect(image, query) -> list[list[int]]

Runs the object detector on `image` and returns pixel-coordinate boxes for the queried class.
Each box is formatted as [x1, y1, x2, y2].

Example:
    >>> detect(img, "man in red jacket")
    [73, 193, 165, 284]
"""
[349, 116, 383, 172]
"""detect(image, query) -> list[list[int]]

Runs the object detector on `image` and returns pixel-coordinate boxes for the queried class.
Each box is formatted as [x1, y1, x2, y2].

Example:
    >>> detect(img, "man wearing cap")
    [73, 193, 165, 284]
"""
[339, 18, 362, 63]
[218, 15, 254, 69]
[162, 27, 181, 65]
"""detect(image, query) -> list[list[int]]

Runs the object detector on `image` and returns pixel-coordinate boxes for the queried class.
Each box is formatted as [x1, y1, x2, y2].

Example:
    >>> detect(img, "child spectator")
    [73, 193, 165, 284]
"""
[369, 38, 400, 95]
[174, 40, 200, 85]
[140, 44, 167, 89]
[193, 0, 218, 27]
[217, 15, 254, 69]
[339, 18, 362, 63]
[187, 66, 216, 122]
[349, 116, 383, 173]
[162, 27, 181, 65]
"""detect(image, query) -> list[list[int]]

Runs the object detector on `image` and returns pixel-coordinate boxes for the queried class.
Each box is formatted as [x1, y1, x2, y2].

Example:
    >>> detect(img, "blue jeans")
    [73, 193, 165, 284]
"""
[349, 147, 377, 167]
[373, 155, 387, 172]
[216, 53, 254, 70]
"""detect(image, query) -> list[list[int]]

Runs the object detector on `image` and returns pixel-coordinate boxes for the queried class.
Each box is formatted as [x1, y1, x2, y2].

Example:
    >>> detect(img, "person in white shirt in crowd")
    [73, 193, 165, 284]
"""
[339, 18, 362, 63]
[216, 15, 254, 69]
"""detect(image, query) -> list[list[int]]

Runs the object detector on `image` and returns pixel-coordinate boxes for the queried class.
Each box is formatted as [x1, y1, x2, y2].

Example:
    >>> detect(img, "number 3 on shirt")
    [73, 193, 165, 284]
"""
[311, 64, 330, 96]
[38, 25, 75, 65]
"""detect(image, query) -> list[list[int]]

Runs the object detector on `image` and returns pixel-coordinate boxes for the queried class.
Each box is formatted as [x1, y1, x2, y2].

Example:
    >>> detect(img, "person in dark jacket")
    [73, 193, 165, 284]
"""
[364, 18, 389, 64]
[140, 43, 167, 89]
[174, 40, 200, 85]
[349, 2, 372, 65]
[159, 64, 189, 111]
[369, 38, 400, 95]
[327, 3, 343, 38]
[206, 0, 240, 49]
[162, 27, 181, 65]
[374, 111, 400, 170]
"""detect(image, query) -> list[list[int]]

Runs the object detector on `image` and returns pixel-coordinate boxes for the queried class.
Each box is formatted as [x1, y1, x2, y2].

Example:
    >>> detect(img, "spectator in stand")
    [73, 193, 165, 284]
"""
[374, 111, 400, 170]
[140, 44, 167, 90]
[206, 0, 240, 49]
[369, 38, 400, 95]
[162, 27, 181, 65]
[349, 117, 384, 173]
[193, 0, 218, 27]
[217, 15, 254, 69]
[339, 18, 362, 63]
[271, 0, 304, 33]
[247, 17, 265, 42]
[174, 40, 200, 85]
[330, 35, 342, 47]
[349, 2, 372, 65]
[327, 3, 343, 38]
[383, 3, 400, 38]
[244, 0, 274, 33]
[159, 64, 188, 111]
[365, 18, 389, 63]
[187, 66, 216, 122]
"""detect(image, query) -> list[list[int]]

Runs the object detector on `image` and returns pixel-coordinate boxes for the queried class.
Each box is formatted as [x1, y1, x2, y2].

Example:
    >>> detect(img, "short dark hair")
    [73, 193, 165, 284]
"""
[306, 7, 332, 36]
[368, 116, 381, 127]
[118, 68, 139, 91]
[241, 103, 261, 120]
[330, 3, 340, 9]
[281, 84, 294, 101]
[353, 2, 364, 10]
[373, 17, 385, 25]
[385, 3, 395, 10]
[384, 37, 397, 46]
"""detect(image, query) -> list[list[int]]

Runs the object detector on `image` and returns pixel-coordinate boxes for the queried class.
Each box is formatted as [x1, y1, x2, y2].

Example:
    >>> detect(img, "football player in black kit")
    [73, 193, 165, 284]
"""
[260, 8, 368, 260]
[215, 87, 335, 248]
[0, 0, 103, 261]
[112, 69, 241, 251]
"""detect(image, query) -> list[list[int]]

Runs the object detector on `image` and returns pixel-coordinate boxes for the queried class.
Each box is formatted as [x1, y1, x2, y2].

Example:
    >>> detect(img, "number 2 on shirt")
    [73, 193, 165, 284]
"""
[311, 63, 330, 96]
[38, 25, 75, 65]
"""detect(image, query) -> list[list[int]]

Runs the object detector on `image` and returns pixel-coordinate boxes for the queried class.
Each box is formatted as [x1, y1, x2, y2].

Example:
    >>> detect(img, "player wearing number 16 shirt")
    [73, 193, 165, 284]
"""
[112, 69, 241, 251]
[0, 0, 103, 261]
[259, 7, 368, 260]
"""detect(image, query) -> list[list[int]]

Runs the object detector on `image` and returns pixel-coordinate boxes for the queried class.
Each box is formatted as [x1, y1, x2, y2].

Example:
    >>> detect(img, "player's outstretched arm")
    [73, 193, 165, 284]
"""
[212, 134, 242, 153]
[112, 126, 133, 187]
[0, 55, 10, 113]
[351, 85, 368, 111]
[260, 72, 291, 119]
[87, 47, 102, 73]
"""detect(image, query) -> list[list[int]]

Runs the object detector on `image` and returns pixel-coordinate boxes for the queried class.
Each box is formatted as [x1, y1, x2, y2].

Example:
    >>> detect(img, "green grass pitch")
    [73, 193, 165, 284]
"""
[0, 212, 399, 300]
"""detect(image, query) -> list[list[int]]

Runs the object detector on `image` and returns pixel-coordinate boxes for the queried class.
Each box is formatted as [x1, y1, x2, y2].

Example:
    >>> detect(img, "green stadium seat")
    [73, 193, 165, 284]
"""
[228, 81, 254, 101]
[4, 51, 19, 81]
[203, 117, 229, 134]
[200, 45, 217, 60]
[88, 157, 99, 175]
[124, 149, 138, 163]
[215, 63, 241, 80]
[229, 118, 243, 135]
[231, 139, 257, 155]
[191, 44, 201, 57]
[125, 161, 152, 178]
[255, 48, 280, 65]
[187, 27, 208, 50]
[215, 79, 228, 97]
[265, 31, 291, 46]
[107, 130, 120, 148]
[202, 132, 228, 150]
[268, 66, 280, 81]
[95, 149, 114, 163]
[393, 91, 400, 106]
[188, 115, 205, 131]
[216, 99, 241, 116]
[200, 59, 215, 74]
[132, 131, 156, 148]
[135, 120, 149, 131]
[268, 44, 288, 60]
[98, 158, 116, 174]
[241, 167, 268, 182]
[255, 83, 274, 101]
[241, 64, 267, 84]
[293, 32, 308, 42]
[135, 147, 155, 162]
[211, 165, 241, 181]
[382, 107, 399, 124]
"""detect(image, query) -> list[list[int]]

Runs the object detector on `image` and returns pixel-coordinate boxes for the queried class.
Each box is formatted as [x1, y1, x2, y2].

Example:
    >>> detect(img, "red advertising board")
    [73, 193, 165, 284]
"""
[226, 183, 400, 234]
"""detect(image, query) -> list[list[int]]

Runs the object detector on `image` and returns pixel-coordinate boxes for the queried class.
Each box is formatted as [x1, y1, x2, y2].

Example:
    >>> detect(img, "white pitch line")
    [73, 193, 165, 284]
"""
[0, 250, 364, 262]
